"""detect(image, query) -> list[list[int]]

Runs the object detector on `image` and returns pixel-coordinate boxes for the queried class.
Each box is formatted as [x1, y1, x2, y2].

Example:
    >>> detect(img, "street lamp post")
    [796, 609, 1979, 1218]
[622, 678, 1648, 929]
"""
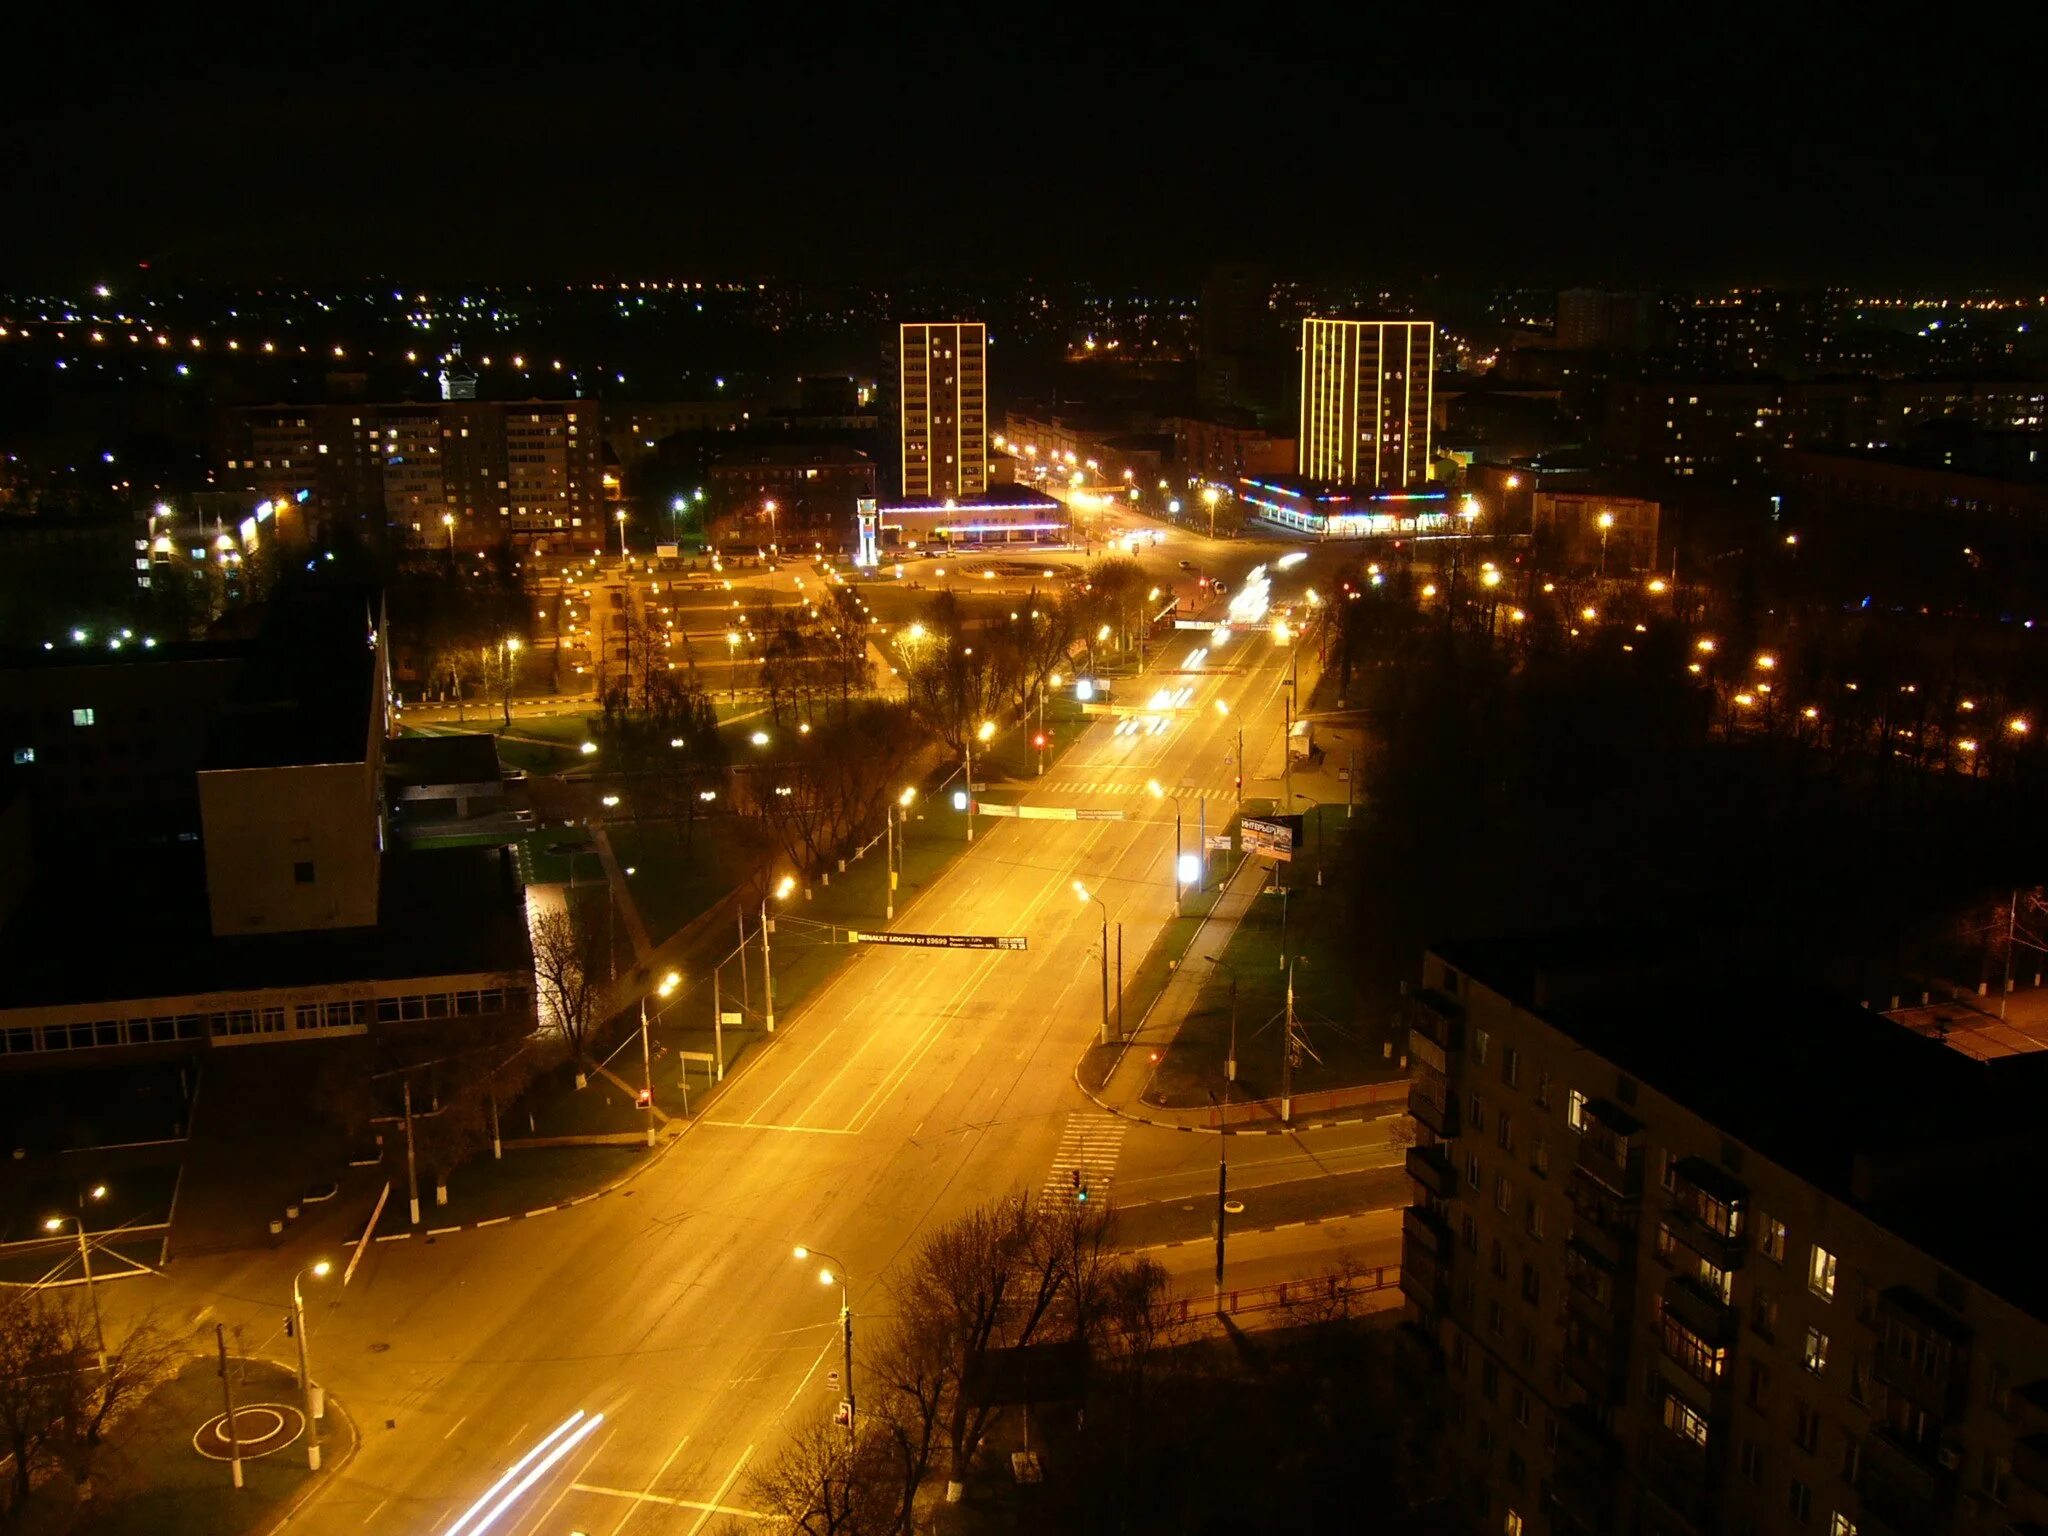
[886, 787, 915, 921]
[501, 636, 521, 728]
[43, 1185, 109, 1369]
[763, 876, 794, 1031]
[1597, 510, 1616, 579]
[1208, 954, 1239, 1083]
[441, 512, 456, 560]
[725, 630, 741, 702]
[1076, 882, 1112, 1044]
[639, 970, 682, 1145]
[1148, 780, 1185, 914]
[763, 498, 779, 560]
[1293, 793, 1324, 887]
[793, 1246, 856, 1442]
[291, 1259, 332, 1469]
[1202, 484, 1221, 541]
[615, 509, 629, 566]
[964, 720, 994, 843]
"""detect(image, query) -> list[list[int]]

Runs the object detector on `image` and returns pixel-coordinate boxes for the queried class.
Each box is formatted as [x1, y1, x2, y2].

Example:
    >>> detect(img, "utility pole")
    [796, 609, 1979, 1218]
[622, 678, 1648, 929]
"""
[1213, 1094, 1230, 1314]
[216, 1323, 244, 1490]
[1116, 924, 1124, 1040]
[401, 1077, 420, 1226]
[963, 734, 977, 843]
[1280, 961, 1296, 1126]
[736, 905, 751, 1010]
[2002, 887, 2019, 1020]
[761, 895, 777, 1032]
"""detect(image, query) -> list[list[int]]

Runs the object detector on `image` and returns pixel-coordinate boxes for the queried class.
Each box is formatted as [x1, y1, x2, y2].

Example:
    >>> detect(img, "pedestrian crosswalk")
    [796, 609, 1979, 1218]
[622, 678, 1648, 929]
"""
[1041, 779, 1236, 802]
[1040, 1112, 1128, 1210]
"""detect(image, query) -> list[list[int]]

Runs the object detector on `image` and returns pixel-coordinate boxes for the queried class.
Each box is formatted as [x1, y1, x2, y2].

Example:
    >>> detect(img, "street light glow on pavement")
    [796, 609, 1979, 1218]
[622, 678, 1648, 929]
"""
[444, 1410, 604, 1536]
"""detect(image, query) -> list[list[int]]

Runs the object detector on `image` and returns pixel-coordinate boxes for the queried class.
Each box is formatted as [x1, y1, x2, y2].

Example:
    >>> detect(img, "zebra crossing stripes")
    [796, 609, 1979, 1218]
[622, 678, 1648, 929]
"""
[1042, 779, 1235, 802]
[1040, 1112, 1128, 1209]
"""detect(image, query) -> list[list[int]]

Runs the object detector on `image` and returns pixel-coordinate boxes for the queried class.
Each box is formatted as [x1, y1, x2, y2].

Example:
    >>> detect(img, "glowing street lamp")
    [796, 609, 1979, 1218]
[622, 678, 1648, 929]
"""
[441, 512, 456, 555]
[614, 508, 629, 564]
[792, 1247, 855, 1441]
[1149, 780, 1187, 913]
[291, 1259, 333, 1468]
[1075, 882, 1112, 1043]
[887, 787, 916, 921]
[963, 721, 996, 843]
[638, 970, 682, 1146]
[1596, 510, 1616, 578]
[44, 1184, 109, 1368]
[759, 878, 796, 1031]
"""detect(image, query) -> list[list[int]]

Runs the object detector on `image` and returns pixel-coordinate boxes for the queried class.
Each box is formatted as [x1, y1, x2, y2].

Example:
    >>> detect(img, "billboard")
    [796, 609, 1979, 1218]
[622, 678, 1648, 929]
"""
[1241, 816, 1300, 861]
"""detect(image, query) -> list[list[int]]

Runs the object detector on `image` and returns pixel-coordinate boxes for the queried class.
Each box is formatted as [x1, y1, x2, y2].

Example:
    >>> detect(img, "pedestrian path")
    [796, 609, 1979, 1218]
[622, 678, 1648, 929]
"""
[1040, 1112, 1127, 1209]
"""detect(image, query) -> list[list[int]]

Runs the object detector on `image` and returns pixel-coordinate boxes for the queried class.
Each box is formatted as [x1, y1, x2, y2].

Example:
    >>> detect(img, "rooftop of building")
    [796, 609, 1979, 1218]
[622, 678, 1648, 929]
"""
[880, 487, 1065, 514]
[201, 587, 380, 771]
[0, 844, 530, 1013]
[385, 732, 502, 791]
[707, 443, 873, 467]
[1237, 475, 1454, 504]
[1435, 931, 2048, 1317]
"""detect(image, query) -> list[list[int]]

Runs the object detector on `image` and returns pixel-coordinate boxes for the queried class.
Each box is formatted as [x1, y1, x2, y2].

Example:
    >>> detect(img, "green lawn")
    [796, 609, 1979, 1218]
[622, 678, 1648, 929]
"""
[376, 1144, 650, 1233]
[1146, 809, 1402, 1107]
[6, 1357, 346, 1536]
[608, 817, 773, 945]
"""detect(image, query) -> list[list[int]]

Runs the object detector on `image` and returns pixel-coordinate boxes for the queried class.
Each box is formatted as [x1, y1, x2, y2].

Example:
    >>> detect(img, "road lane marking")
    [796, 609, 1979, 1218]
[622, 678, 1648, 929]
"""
[572, 1484, 770, 1520]
[444, 1413, 469, 1439]
[843, 834, 1103, 1137]
[686, 1445, 758, 1536]
[1041, 1112, 1128, 1208]
[698, 1119, 853, 1134]
[360, 1496, 389, 1525]
[605, 1429, 690, 1536]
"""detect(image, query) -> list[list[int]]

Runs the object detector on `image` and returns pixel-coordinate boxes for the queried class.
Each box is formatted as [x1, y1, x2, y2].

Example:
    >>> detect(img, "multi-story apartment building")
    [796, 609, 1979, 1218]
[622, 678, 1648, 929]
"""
[1557, 290, 1661, 354]
[215, 400, 607, 552]
[897, 321, 988, 500]
[1399, 937, 2048, 1536]
[1298, 318, 1436, 488]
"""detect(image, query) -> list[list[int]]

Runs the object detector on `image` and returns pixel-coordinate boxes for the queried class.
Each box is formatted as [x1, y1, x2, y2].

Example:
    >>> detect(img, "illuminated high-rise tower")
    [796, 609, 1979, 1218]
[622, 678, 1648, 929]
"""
[898, 322, 987, 499]
[1297, 318, 1435, 487]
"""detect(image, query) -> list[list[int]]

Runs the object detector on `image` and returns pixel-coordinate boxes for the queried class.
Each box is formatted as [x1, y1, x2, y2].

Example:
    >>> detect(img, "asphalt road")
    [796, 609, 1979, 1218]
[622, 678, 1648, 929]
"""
[124, 531, 1379, 1535]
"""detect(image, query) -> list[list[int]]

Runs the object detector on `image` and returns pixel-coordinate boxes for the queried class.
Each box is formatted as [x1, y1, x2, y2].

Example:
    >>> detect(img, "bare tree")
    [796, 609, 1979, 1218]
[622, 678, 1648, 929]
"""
[0, 1285, 65, 1516]
[529, 906, 606, 1064]
[50, 1301, 177, 1502]
[749, 1417, 898, 1536]
[0, 1289, 174, 1514]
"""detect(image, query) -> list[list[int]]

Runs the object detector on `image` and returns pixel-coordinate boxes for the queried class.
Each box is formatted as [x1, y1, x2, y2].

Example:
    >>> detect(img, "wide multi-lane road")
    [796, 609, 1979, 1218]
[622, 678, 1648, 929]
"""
[152, 533, 1391, 1534]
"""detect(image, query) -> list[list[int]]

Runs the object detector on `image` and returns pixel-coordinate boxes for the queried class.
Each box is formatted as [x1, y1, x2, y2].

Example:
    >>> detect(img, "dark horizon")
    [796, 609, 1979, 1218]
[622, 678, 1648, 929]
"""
[6, 6, 2045, 293]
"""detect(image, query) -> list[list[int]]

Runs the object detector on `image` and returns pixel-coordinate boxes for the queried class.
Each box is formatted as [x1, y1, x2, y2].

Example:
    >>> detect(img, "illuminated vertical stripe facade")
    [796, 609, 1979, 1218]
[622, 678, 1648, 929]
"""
[1297, 319, 1435, 487]
[898, 322, 987, 499]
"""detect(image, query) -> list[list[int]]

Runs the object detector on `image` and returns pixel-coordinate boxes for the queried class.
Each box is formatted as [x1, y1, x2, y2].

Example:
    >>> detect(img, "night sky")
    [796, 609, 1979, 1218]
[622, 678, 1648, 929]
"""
[7, 4, 2043, 287]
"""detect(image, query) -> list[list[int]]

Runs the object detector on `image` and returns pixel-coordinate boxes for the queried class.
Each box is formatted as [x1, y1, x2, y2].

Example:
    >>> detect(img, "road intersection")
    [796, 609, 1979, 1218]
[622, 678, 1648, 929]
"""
[116, 528, 1405, 1534]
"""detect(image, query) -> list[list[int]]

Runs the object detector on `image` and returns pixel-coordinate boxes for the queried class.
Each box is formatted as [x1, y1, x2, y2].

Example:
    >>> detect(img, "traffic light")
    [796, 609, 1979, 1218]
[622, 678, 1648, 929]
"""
[1033, 733, 1047, 749]
[283, 1313, 294, 1339]
[635, 1088, 652, 1109]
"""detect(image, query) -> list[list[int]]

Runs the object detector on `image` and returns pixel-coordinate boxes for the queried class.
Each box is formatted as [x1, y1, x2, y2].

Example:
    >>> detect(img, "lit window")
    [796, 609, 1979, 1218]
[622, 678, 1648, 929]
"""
[1760, 1215, 1787, 1262]
[11, 747, 32, 765]
[1661, 1392, 1709, 1448]
[1567, 1090, 1588, 1132]
[1804, 1326, 1830, 1374]
[71, 708, 94, 727]
[1808, 1245, 1837, 1300]
[1831, 1514, 1858, 1536]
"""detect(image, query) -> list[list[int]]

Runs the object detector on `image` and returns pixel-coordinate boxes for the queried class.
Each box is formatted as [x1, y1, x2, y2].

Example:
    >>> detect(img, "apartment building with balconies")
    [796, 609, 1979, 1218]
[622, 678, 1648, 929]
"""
[1396, 934, 2048, 1536]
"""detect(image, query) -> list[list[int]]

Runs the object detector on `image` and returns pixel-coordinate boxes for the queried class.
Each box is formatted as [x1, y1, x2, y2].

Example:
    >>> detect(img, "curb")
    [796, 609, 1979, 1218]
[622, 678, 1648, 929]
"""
[1122, 1206, 1393, 1253]
[1072, 1054, 1394, 1137]
[354, 1007, 793, 1247]
[248, 1355, 360, 1535]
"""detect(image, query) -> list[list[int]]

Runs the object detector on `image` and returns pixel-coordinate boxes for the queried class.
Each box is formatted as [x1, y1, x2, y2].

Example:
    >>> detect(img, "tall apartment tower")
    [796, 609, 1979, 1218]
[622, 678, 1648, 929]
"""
[898, 321, 987, 499]
[1297, 318, 1435, 487]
